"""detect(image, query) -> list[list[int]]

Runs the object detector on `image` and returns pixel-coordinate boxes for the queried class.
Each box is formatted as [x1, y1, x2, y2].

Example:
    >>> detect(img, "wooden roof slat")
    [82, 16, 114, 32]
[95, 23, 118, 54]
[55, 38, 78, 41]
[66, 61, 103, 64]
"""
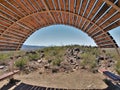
[99, 43, 114, 47]
[0, 19, 11, 26]
[0, 47, 17, 49]
[21, 18, 36, 29]
[103, 18, 120, 30]
[71, 0, 76, 25]
[85, 2, 106, 32]
[0, 36, 19, 41]
[31, 15, 42, 28]
[0, 2, 21, 18]
[5, 30, 26, 38]
[21, 0, 35, 13]
[95, 36, 108, 41]
[16, 30, 35, 50]
[50, 1, 58, 23]
[0, 40, 22, 44]
[41, 0, 56, 23]
[3, 31, 25, 39]
[39, 14, 49, 25]
[103, 0, 120, 12]
[89, 11, 119, 34]
[78, 0, 90, 28]
[55, 0, 62, 24]
[88, 0, 118, 34]
[97, 40, 112, 45]
[68, 0, 70, 24]
[13, 0, 29, 15]
[52, 0, 61, 23]
[0, 13, 32, 36]
[91, 29, 102, 37]
[49, 10, 117, 48]
[38, 14, 49, 25]
[1, 33, 24, 40]
[58, 0, 64, 23]
[0, 23, 9, 29]
[63, 0, 67, 24]
[16, 22, 32, 30]
[18, 0, 32, 14]
[83, 0, 98, 30]
[93, 33, 105, 39]
[32, 0, 41, 11]
[45, 1, 51, 11]
[0, 0, 119, 51]
[0, 8, 18, 21]
[75, 0, 83, 25]
[5, 0, 25, 17]
[28, 0, 38, 12]
[80, 0, 91, 29]
[8, 27, 29, 35]
[0, 44, 20, 47]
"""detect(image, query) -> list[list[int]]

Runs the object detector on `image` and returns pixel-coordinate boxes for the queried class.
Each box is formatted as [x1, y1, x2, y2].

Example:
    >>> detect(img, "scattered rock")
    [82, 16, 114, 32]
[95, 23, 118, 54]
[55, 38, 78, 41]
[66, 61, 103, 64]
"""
[15, 47, 116, 75]
[37, 59, 42, 63]
[64, 48, 81, 71]
[51, 67, 59, 73]
[0, 65, 5, 69]
[44, 65, 50, 69]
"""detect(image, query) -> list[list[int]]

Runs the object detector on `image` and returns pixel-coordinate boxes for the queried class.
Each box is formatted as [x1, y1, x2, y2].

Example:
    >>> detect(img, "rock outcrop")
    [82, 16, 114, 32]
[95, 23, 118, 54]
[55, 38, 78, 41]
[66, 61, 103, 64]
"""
[64, 48, 81, 71]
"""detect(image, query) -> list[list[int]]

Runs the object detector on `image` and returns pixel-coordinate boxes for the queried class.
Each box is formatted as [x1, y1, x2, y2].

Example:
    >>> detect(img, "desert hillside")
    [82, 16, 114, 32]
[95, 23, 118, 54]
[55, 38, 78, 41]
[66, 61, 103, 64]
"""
[0, 45, 120, 89]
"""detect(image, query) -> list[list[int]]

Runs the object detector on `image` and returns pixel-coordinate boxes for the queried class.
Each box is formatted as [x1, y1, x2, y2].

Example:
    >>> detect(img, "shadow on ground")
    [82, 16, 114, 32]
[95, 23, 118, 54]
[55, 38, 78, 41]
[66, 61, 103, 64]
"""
[0, 79, 120, 90]
[0, 79, 20, 90]
[103, 79, 120, 90]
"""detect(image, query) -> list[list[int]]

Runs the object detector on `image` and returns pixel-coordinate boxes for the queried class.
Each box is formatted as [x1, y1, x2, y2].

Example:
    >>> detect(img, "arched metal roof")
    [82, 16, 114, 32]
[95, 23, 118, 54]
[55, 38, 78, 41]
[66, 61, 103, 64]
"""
[0, 0, 120, 51]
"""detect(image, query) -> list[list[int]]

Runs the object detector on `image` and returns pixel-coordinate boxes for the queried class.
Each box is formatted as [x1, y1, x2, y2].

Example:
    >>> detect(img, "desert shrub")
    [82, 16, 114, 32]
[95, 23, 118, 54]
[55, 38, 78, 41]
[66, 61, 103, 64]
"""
[43, 46, 65, 62]
[0, 53, 9, 60]
[52, 58, 62, 66]
[80, 52, 97, 70]
[112, 54, 120, 61]
[15, 57, 28, 70]
[89, 60, 97, 69]
[81, 52, 96, 61]
[115, 60, 120, 75]
[0, 53, 13, 65]
[80, 59, 88, 67]
[28, 52, 40, 61]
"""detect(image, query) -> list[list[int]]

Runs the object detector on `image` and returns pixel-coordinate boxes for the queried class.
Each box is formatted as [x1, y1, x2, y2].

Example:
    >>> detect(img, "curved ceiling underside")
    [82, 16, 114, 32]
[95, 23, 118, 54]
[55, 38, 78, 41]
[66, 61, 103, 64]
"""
[0, 0, 120, 51]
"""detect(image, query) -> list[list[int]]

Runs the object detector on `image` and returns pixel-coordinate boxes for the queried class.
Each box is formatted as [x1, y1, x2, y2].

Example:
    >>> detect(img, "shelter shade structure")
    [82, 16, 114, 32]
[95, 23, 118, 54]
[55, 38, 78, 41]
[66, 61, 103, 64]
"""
[0, 0, 120, 51]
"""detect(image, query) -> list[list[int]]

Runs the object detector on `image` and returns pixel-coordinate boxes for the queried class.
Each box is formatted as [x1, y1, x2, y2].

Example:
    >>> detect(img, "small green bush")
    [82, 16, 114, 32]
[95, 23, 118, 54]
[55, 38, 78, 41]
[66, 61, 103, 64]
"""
[28, 53, 40, 61]
[52, 58, 62, 66]
[80, 59, 88, 67]
[0, 53, 13, 65]
[0, 53, 9, 60]
[90, 60, 97, 69]
[115, 60, 120, 75]
[15, 57, 28, 70]
[80, 52, 97, 70]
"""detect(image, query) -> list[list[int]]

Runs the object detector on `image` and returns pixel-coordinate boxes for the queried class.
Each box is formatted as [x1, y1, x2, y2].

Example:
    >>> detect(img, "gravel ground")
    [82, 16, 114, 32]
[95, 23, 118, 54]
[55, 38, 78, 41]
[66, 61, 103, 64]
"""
[0, 69, 107, 89]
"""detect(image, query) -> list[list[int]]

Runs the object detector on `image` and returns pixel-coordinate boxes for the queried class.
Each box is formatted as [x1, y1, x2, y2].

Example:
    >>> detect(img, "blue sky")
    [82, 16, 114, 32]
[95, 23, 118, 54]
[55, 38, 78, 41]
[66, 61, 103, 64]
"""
[109, 26, 120, 47]
[23, 25, 120, 47]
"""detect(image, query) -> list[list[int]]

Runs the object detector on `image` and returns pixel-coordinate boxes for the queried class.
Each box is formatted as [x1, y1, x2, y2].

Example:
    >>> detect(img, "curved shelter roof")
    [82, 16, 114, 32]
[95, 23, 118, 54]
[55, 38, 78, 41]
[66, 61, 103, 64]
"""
[0, 0, 120, 51]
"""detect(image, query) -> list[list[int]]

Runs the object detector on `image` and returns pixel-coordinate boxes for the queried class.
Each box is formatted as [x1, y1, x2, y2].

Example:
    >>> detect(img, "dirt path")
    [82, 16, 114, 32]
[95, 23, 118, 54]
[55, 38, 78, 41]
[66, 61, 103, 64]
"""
[3, 70, 106, 89]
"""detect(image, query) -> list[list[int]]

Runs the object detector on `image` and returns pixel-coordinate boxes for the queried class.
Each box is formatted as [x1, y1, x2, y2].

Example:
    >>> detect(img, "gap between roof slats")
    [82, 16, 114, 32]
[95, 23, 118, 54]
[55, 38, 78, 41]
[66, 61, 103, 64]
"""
[78, 0, 90, 28]
[88, 0, 118, 34]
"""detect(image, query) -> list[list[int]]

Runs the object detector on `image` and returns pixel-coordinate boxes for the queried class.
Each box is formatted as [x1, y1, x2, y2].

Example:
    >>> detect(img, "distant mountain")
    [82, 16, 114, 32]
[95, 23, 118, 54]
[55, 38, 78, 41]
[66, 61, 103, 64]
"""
[21, 45, 46, 51]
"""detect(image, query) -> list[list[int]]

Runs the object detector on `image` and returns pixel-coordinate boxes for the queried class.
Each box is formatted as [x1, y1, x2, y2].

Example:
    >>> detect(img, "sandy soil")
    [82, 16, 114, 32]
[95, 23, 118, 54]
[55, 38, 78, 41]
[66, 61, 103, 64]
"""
[0, 69, 107, 89]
